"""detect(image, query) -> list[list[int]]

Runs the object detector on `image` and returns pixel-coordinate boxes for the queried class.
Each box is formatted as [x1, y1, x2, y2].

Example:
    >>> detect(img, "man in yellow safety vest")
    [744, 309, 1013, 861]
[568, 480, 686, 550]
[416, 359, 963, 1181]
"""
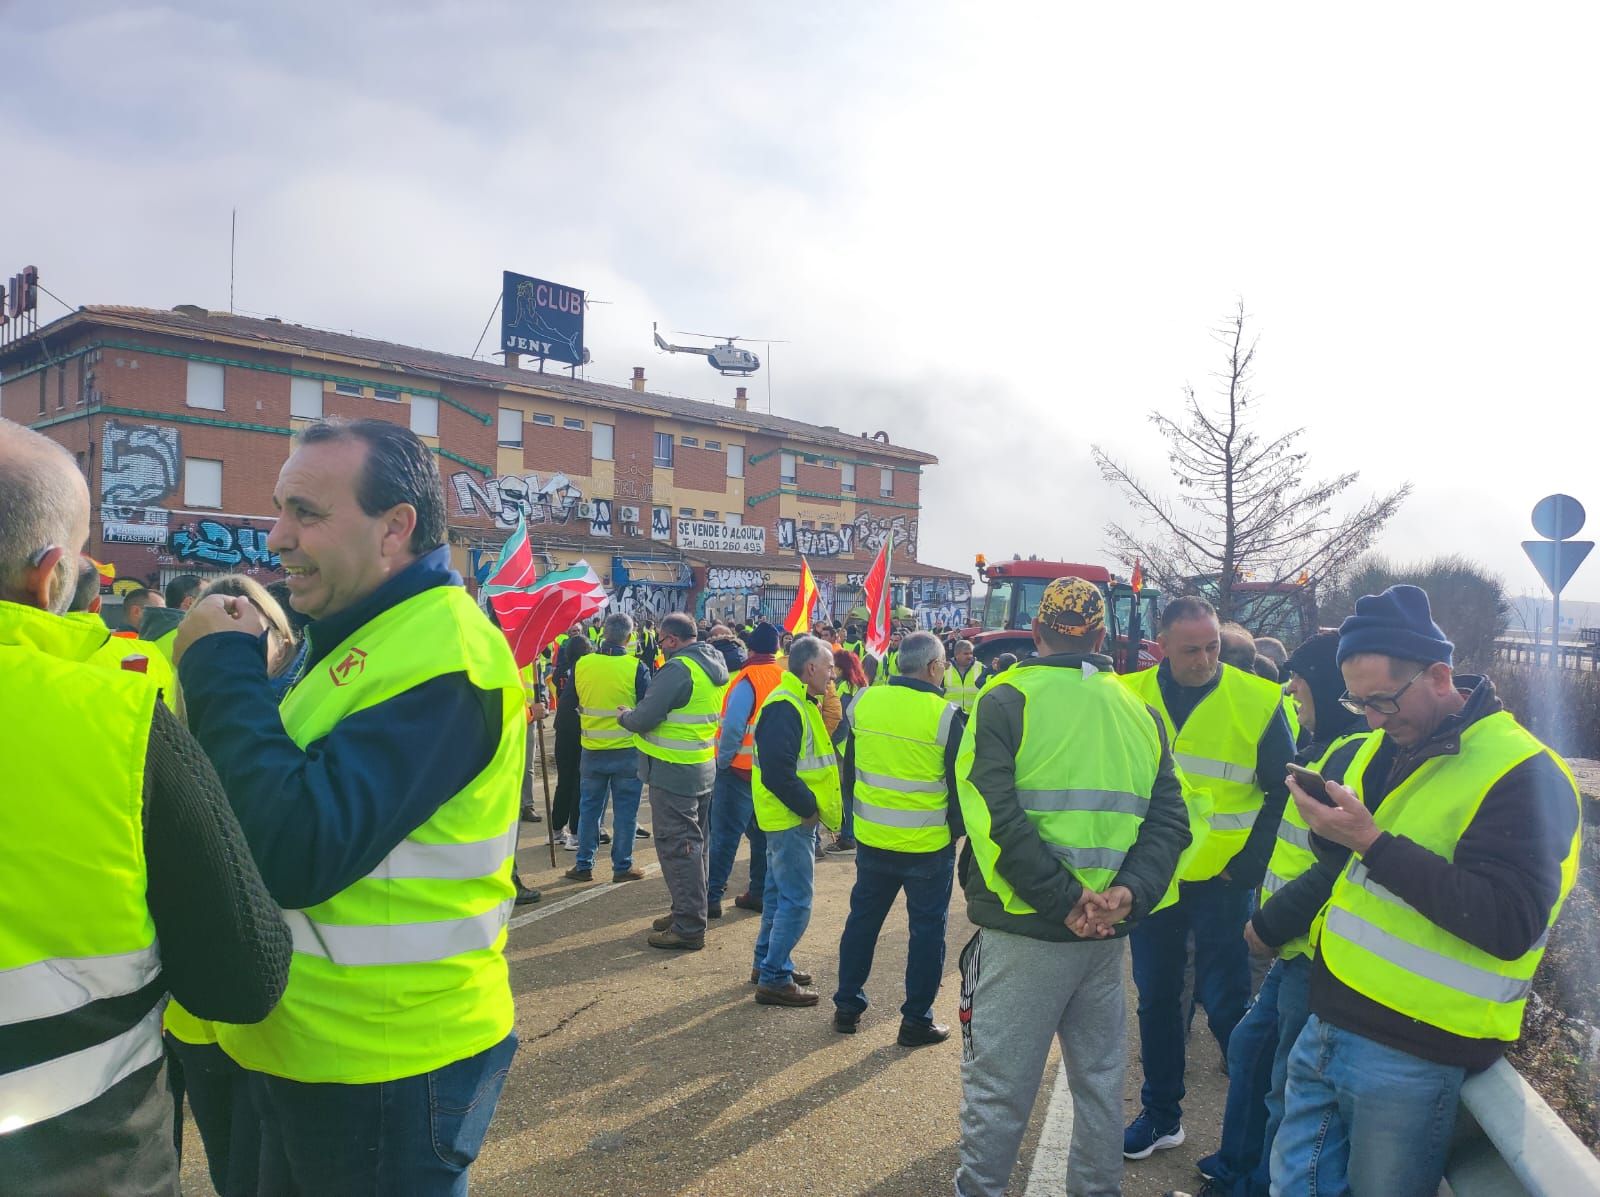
[943, 638, 987, 714]
[173, 418, 525, 1190]
[1272, 586, 1581, 1197]
[1120, 596, 1297, 1161]
[621, 611, 729, 950]
[564, 612, 650, 885]
[832, 631, 966, 1046]
[0, 418, 287, 1193]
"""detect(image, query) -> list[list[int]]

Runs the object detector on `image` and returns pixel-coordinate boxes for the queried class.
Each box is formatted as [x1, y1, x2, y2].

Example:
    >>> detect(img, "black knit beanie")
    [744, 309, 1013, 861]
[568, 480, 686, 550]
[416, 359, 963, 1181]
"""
[1335, 584, 1453, 668]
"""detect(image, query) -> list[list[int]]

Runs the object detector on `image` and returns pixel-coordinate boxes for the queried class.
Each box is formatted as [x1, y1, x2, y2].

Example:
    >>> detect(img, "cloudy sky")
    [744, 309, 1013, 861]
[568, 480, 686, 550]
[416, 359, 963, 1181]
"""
[8, 2, 1599, 603]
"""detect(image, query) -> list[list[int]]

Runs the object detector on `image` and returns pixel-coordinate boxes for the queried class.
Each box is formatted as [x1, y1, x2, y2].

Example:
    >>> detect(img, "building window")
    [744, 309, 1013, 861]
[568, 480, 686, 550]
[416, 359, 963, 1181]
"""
[780, 452, 797, 484]
[498, 408, 523, 448]
[564, 417, 584, 430]
[290, 376, 323, 420]
[726, 444, 744, 478]
[57, 366, 65, 409]
[184, 458, 223, 508]
[334, 381, 363, 397]
[654, 432, 675, 468]
[801, 520, 815, 529]
[374, 387, 401, 403]
[37, 372, 45, 415]
[703, 510, 718, 520]
[724, 512, 742, 527]
[682, 435, 699, 448]
[841, 463, 856, 493]
[592, 422, 614, 460]
[822, 458, 836, 468]
[186, 361, 225, 411]
[822, 521, 835, 530]
[532, 413, 555, 426]
[706, 439, 721, 450]
[880, 468, 894, 497]
[410, 396, 439, 437]
[678, 506, 695, 518]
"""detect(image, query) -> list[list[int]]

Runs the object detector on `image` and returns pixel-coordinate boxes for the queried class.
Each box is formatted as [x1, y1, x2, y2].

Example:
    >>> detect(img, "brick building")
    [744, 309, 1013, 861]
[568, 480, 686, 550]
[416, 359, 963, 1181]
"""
[0, 305, 972, 628]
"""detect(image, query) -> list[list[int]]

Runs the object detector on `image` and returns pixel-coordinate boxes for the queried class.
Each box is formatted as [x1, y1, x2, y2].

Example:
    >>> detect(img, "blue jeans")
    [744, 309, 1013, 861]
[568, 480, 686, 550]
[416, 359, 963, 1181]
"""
[832, 843, 953, 1023]
[1270, 1015, 1464, 1197]
[707, 769, 766, 902]
[168, 1034, 259, 1196]
[1259, 955, 1312, 1193]
[753, 824, 815, 986]
[576, 747, 642, 872]
[1130, 876, 1253, 1126]
[249, 1032, 517, 1196]
[1202, 958, 1285, 1195]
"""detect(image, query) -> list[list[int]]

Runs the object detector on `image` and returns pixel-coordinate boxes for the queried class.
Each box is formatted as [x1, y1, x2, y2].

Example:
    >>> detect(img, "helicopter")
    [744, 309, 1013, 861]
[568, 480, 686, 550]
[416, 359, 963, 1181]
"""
[652, 323, 765, 376]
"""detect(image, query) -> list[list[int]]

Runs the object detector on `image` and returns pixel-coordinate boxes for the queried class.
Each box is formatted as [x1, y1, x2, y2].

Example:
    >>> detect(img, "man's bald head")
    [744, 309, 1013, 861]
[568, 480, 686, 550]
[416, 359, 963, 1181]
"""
[0, 419, 90, 611]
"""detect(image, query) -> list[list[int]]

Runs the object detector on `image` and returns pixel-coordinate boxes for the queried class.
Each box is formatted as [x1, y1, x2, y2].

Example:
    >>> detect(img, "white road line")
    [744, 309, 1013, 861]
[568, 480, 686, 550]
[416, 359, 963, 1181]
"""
[506, 863, 663, 929]
[1023, 1063, 1074, 1197]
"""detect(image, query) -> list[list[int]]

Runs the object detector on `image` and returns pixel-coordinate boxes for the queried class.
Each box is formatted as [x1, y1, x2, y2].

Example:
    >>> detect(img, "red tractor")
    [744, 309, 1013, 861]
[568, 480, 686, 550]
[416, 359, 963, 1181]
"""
[965, 557, 1162, 673]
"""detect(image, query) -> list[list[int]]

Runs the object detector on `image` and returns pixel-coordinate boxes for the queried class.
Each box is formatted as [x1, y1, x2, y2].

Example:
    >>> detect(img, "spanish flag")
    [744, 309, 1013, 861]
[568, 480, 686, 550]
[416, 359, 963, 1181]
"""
[784, 557, 819, 634]
[1129, 559, 1144, 593]
[90, 556, 116, 582]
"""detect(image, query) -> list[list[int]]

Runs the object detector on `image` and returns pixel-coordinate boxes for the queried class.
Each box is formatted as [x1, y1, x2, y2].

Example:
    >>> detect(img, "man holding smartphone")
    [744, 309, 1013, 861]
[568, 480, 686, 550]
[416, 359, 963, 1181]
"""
[1271, 586, 1581, 1197]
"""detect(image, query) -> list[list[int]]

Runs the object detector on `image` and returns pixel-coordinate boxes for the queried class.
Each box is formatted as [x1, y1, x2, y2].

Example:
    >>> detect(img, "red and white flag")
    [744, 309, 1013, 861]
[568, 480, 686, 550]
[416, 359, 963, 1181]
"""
[862, 532, 894, 659]
[490, 560, 607, 669]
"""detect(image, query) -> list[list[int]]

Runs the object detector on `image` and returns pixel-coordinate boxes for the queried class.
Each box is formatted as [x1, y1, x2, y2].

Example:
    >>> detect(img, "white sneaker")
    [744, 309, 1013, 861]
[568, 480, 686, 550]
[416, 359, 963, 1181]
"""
[560, 831, 579, 850]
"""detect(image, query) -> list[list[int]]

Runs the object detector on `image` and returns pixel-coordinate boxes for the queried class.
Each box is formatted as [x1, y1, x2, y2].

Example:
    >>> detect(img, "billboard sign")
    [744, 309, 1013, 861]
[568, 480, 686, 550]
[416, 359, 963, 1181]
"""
[677, 519, 766, 555]
[501, 271, 585, 366]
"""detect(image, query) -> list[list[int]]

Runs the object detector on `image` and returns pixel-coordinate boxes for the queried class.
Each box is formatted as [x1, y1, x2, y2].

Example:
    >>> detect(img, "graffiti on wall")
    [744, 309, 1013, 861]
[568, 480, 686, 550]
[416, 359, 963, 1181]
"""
[450, 470, 584, 530]
[589, 499, 613, 538]
[612, 582, 684, 622]
[909, 576, 971, 629]
[169, 520, 281, 570]
[851, 512, 917, 558]
[614, 477, 655, 502]
[102, 420, 180, 507]
[706, 566, 767, 592]
[651, 506, 671, 541]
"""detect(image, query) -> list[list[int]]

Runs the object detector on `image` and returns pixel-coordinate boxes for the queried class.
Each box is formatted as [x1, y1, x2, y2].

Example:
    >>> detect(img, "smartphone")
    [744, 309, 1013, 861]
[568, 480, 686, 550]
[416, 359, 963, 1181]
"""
[1286, 764, 1337, 807]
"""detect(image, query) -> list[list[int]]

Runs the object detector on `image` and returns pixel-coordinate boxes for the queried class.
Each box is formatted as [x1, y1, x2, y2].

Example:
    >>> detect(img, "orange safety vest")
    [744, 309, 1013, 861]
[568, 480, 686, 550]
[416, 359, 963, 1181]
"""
[724, 661, 785, 773]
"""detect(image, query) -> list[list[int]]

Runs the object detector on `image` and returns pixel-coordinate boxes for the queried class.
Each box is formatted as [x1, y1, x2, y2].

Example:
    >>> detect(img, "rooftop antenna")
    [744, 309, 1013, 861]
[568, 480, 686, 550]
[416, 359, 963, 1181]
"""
[229, 208, 236, 314]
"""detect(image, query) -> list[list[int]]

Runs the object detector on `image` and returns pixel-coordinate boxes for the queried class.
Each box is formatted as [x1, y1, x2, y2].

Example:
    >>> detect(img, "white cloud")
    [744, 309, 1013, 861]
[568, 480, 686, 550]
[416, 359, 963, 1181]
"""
[7, 1, 1600, 605]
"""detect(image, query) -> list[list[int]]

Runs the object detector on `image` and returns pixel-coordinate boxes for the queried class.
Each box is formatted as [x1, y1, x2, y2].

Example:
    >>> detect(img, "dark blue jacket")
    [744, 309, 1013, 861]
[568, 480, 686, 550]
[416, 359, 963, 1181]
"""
[180, 547, 501, 910]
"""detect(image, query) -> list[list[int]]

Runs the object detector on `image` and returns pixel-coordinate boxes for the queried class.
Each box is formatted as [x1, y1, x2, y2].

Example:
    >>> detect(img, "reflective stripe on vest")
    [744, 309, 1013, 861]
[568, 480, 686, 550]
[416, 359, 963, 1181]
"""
[1259, 731, 1381, 960]
[576, 652, 639, 751]
[958, 660, 1161, 914]
[284, 899, 517, 967]
[1320, 712, 1580, 1041]
[636, 654, 721, 764]
[0, 1003, 166, 1134]
[216, 585, 522, 1084]
[1123, 663, 1282, 881]
[945, 663, 985, 713]
[751, 672, 844, 833]
[848, 684, 955, 852]
[0, 603, 166, 1129]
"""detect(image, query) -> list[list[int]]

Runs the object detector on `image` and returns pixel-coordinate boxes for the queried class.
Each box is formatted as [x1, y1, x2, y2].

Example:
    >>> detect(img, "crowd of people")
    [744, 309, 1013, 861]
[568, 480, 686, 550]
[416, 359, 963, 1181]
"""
[1, 411, 1584, 1197]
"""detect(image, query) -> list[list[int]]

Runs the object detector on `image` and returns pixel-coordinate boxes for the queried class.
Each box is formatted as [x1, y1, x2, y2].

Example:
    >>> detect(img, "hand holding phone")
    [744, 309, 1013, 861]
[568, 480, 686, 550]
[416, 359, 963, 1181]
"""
[1286, 764, 1337, 807]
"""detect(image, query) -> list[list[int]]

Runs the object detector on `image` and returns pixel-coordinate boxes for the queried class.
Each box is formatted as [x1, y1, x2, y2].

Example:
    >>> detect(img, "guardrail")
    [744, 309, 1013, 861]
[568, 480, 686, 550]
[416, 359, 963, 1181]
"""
[1443, 1058, 1600, 1195]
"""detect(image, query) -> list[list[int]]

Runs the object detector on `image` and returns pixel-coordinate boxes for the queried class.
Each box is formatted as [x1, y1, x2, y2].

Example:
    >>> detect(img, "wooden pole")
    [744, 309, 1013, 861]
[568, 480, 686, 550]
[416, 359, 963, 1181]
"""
[536, 714, 557, 867]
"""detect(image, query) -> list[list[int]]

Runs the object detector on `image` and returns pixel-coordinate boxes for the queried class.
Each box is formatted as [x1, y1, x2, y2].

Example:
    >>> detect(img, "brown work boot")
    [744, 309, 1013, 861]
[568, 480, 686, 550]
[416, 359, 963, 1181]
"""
[733, 891, 763, 912]
[563, 866, 593, 882]
[647, 929, 704, 951]
[749, 967, 813, 986]
[652, 914, 674, 932]
[754, 982, 819, 1007]
[612, 867, 645, 882]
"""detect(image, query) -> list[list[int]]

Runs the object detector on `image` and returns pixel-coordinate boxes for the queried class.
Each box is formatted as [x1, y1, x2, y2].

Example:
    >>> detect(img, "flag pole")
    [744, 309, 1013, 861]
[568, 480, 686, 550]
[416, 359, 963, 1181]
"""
[535, 713, 557, 867]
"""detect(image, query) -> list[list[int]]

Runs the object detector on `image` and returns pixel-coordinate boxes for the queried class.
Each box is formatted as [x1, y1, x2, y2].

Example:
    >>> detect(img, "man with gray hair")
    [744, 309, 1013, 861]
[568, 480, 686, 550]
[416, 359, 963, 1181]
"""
[623, 611, 730, 949]
[0, 419, 288, 1192]
[833, 631, 966, 1045]
[565, 611, 651, 884]
[749, 635, 843, 1005]
[945, 639, 987, 715]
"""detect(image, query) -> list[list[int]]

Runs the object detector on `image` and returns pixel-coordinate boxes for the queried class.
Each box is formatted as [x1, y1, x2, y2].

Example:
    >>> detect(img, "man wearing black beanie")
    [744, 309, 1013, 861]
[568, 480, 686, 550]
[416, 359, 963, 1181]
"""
[1269, 585, 1582, 1197]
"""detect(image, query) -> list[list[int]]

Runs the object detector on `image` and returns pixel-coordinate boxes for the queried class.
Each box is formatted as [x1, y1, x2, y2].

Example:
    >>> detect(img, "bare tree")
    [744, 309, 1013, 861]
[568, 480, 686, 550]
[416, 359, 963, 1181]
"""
[1092, 301, 1411, 628]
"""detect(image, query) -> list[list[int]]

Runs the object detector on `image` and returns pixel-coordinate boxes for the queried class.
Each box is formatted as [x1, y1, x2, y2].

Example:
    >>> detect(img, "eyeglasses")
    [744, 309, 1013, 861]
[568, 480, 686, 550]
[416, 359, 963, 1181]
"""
[1339, 667, 1428, 716]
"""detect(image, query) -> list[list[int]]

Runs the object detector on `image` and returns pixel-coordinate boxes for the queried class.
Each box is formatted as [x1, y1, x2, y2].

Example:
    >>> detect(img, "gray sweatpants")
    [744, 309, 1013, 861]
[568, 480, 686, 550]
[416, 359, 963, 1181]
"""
[956, 928, 1127, 1197]
[651, 785, 712, 936]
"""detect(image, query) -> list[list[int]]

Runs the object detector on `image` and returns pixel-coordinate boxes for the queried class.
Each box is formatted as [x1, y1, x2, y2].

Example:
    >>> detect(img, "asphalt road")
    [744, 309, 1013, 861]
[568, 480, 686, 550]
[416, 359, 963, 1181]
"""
[180, 791, 1227, 1197]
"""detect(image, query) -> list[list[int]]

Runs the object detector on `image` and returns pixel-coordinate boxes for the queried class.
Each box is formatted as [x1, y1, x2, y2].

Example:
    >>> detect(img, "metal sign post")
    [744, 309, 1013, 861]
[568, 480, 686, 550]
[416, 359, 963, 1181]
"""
[1522, 494, 1593, 668]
